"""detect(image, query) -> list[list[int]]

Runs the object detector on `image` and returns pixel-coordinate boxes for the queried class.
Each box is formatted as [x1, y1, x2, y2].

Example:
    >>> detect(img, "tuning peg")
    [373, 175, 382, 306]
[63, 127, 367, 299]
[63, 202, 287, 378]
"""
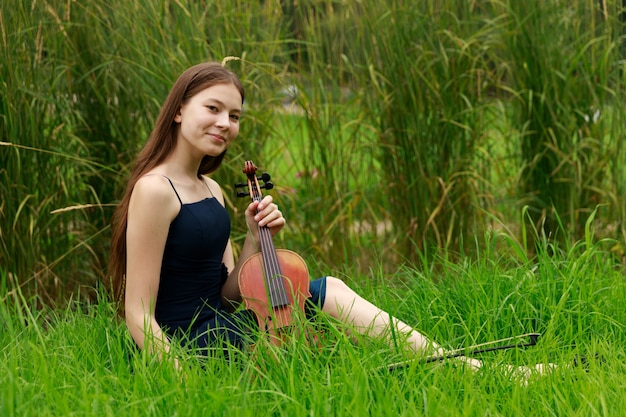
[234, 182, 247, 189]
[261, 181, 274, 190]
[258, 172, 271, 182]
[236, 191, 250, 198]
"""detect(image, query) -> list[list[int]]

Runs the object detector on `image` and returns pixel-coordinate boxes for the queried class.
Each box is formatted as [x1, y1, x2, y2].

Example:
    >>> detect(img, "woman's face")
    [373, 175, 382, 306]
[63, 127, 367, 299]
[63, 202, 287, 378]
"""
[174, 83, 242, 158]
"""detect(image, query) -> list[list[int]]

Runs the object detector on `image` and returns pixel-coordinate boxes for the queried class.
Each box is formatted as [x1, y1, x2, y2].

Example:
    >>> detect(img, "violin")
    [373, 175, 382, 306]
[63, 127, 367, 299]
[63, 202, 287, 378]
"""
[235, 160, 311, 346]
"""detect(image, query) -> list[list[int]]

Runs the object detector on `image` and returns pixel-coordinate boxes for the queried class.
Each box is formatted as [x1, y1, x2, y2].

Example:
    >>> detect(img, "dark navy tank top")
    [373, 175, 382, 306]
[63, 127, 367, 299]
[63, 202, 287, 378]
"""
[154, 177, 231, 336]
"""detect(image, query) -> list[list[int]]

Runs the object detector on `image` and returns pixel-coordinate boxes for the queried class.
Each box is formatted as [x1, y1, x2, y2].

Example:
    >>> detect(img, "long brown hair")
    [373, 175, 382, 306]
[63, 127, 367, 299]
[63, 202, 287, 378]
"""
[107, 62, 245, 313]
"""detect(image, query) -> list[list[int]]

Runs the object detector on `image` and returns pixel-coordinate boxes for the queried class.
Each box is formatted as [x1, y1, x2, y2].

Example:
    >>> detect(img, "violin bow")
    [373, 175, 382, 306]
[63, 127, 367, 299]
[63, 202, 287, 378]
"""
[385, 332, 541, 372]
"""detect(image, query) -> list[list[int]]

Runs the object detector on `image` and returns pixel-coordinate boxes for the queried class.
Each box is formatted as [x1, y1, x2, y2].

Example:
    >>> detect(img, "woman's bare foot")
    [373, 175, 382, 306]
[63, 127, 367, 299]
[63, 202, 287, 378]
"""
[506, 363, 558, 384]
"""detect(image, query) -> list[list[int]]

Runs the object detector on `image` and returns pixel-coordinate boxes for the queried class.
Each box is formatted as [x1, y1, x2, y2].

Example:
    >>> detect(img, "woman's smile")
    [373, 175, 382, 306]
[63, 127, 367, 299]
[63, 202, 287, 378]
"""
[207, 132, 226, 143]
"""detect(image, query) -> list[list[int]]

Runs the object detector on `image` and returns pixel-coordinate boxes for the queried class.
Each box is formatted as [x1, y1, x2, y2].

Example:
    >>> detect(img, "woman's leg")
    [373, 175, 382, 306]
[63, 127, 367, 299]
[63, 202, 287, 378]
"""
[321, 277, 457, 355]
[321, 276, 555, 374]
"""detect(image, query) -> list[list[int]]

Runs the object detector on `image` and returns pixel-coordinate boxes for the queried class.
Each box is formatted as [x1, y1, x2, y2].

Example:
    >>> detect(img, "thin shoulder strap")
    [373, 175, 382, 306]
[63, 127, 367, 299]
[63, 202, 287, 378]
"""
[201, 176, 215, 197]
[161, 175, 183, 205]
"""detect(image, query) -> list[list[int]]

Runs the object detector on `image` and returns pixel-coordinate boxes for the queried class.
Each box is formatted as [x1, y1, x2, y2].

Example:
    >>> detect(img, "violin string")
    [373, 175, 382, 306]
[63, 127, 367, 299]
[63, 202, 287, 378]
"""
[249, 173, 272, 305]
[252, 175, 287, 307]
[245, 161, 280, 307]
[260, 224, 279, 305]
[257, 202, 286, 306]
[263, 225, 287, 306]
[252, 180, 276, 306]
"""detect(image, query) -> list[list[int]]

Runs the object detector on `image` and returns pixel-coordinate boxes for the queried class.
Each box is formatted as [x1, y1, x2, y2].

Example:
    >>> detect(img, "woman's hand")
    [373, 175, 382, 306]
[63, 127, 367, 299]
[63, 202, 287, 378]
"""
[245, 195, 285, 240]
[221, 195, 285, 306]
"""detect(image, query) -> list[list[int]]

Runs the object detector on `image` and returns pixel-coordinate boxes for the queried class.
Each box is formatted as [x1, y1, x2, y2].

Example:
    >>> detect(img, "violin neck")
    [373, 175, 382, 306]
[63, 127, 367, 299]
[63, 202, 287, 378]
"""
[256, 212, 289, 307]
[257, 222, 276, 255]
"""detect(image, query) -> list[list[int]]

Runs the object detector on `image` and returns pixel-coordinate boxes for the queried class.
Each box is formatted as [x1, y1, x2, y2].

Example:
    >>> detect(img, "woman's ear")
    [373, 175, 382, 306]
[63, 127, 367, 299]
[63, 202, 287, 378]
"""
[174, 108, 182, 123]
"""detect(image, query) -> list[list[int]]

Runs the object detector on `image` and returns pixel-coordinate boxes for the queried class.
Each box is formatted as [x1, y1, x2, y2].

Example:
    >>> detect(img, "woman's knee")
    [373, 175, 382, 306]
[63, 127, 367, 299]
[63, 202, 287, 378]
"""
[325, 276, 350, 294]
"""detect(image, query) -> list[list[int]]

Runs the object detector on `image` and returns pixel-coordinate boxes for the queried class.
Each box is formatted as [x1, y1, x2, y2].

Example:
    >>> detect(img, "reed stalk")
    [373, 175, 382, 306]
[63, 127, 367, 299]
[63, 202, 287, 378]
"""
[349, 0, 491, 260]
[491, 0, 624, 248]
[2, 0, 624, 301]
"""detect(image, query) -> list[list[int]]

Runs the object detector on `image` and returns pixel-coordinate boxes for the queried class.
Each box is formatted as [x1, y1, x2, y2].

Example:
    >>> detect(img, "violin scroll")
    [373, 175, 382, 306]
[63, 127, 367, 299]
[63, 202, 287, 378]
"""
[234, 166, 273, 198]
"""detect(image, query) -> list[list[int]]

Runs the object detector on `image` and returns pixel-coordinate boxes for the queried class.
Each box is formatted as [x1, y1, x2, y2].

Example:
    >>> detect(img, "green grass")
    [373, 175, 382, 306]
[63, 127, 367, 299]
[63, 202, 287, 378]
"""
[2, 235, 624, 417]
[2, 1, 625, 412]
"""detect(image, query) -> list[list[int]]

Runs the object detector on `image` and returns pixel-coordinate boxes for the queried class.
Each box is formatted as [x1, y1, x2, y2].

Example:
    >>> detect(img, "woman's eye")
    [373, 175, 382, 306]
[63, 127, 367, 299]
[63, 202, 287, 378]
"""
[230, 114, 240, 121]
[206, 105, 218, 112]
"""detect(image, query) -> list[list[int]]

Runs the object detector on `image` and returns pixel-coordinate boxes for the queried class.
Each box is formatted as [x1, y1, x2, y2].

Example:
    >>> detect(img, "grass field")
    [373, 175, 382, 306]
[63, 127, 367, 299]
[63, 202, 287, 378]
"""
[1, 1, 625, 415]
[2, 230, 624, 417]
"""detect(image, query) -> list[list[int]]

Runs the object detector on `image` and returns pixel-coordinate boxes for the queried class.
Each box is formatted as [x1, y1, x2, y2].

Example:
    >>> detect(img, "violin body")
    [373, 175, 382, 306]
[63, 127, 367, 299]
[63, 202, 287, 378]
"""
[239, 249, 311, 343]
[235, 161, 311, 346]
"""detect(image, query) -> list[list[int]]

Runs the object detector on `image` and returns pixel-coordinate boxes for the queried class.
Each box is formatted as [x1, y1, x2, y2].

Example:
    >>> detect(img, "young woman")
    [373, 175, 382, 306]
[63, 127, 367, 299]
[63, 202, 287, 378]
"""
[108, 62, 551, 375]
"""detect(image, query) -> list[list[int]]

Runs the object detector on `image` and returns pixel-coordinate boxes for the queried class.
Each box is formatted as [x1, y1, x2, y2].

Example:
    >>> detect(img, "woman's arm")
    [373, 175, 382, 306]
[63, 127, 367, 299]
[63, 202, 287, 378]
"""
[124, 175, 180, 357]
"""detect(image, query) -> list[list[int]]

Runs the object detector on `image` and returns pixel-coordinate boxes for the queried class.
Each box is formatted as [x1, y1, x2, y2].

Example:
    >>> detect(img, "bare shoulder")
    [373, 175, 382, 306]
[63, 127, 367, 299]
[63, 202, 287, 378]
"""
[204, 176, 226, 204]
[129, 175, 180, 221]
